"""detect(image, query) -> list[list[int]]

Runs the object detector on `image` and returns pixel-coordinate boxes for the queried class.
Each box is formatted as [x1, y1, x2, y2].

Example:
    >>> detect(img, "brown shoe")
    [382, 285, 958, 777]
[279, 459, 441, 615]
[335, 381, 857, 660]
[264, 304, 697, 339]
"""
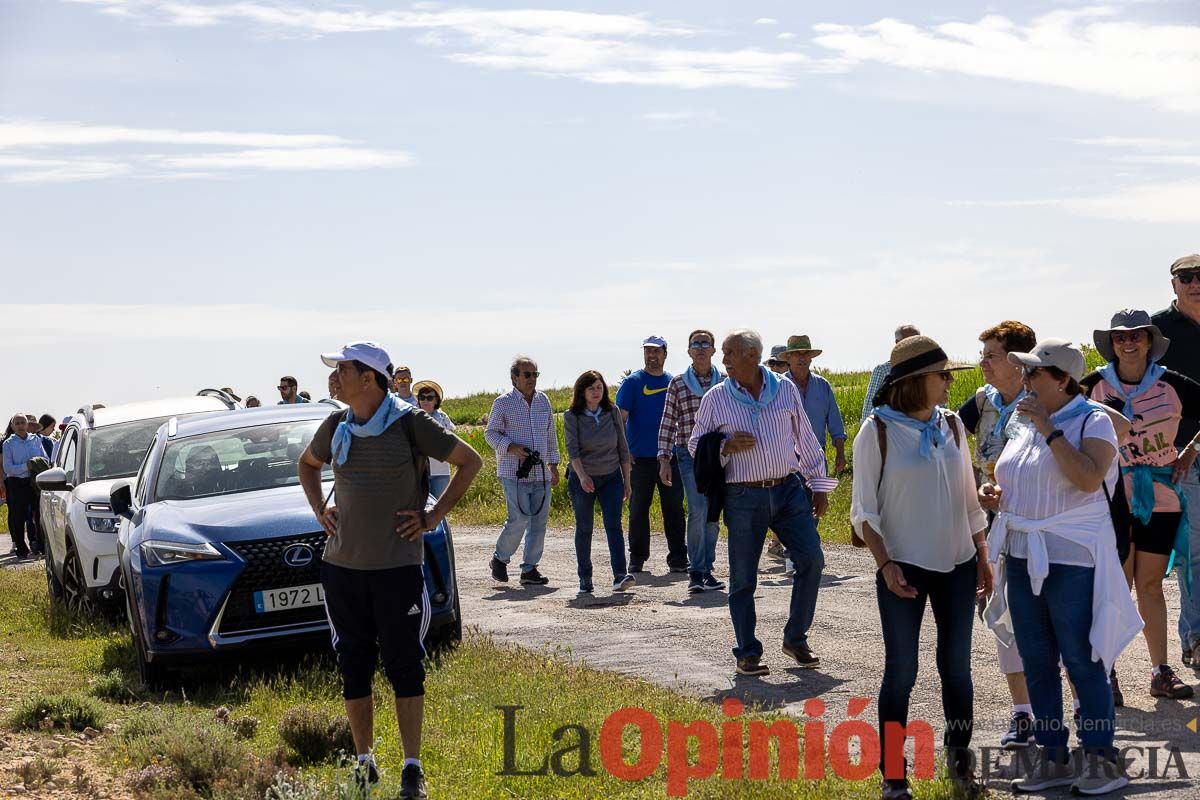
[736, 655, 770, 676]
[782, 642, 820, 669]
[1150, 665, 1194, 699]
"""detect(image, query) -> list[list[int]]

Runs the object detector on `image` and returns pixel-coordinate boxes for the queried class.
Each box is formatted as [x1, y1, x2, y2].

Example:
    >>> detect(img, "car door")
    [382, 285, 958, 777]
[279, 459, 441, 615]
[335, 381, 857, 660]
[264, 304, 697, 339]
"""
[43, 428, 78, 568]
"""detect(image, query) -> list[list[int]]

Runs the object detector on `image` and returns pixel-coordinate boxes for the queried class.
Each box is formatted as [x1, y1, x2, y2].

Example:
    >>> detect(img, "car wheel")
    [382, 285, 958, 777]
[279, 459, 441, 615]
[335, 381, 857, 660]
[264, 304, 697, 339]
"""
[44, 545, 64, 600]
[61, 542, 95, 616]
[125, 581, 169, 690]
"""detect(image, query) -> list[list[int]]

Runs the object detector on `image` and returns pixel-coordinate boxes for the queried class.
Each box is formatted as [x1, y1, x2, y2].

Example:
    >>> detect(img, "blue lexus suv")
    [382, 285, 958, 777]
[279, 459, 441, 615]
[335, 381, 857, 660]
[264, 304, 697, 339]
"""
[111, 403, 461, 687]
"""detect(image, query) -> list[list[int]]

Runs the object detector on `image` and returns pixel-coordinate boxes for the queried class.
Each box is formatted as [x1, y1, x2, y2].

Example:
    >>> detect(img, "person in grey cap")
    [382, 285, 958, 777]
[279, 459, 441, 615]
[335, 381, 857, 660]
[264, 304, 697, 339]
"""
[862, 324, 921, 421]
[765, 345, 789, 374]
[1082, 309, 1200, 701]
[1154, 254, 1200, 671]
[298, 340, 482, 800]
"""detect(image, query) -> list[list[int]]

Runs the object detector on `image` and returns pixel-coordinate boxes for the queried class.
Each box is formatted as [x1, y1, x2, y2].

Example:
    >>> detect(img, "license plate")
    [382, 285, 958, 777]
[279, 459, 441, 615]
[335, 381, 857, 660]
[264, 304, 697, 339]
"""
[254, 583, 325, 613]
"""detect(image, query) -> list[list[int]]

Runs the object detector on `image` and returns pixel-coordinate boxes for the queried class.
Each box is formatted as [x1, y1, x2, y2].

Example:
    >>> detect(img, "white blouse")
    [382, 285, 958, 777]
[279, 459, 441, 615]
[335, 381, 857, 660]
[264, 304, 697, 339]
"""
[851, 412, 988, 573]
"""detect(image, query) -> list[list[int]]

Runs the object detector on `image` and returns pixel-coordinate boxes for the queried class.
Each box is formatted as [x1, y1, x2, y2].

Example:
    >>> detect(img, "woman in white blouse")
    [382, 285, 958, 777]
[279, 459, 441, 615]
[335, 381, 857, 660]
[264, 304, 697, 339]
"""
[851, 336, 991, 800]
[980, 339, 1141, 796]
[413, 380, 457, 498]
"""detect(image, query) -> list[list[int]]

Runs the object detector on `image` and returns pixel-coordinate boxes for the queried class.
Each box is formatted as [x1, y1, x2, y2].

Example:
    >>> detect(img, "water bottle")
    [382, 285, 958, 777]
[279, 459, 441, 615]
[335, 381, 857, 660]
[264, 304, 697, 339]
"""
[1003, 391, 1037, 440]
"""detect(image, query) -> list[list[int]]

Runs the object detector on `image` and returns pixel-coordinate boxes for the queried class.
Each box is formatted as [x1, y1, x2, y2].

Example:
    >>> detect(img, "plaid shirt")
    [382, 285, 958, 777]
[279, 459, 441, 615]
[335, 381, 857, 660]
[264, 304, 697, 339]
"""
[484, 388, 561, 482]
[862, 361, 891, 420]
[656, 371, 717, 457]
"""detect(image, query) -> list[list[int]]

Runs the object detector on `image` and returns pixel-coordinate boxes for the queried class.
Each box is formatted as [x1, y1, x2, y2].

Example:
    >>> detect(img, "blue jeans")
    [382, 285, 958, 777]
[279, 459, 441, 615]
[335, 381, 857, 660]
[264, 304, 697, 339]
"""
[723, 475, 822, 660]
[1006, 557, 1115, 759]
[1177, 463, 1200, 651]
[493, 478, 551, 573]
[676, 446, 718, 575]
[568, 468, 628, 581]
[875, 558, 976, 778]
[429, 473, 450, 499]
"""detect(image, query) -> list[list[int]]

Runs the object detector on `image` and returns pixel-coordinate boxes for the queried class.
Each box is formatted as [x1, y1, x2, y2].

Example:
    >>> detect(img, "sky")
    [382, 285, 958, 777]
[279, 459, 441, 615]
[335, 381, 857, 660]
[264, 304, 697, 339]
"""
[1, 0, 1198, 418]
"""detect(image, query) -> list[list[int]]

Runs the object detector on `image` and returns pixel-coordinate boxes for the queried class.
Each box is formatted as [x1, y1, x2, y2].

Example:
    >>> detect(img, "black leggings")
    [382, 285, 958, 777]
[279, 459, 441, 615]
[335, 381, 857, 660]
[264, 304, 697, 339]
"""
[5, 478, 33, 556]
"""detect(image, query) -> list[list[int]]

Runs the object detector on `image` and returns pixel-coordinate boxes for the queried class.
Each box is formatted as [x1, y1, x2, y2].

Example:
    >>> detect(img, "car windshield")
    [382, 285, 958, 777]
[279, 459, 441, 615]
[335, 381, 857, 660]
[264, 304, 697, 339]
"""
[154, 419, 329, 501]
[85, 417, 173, 481]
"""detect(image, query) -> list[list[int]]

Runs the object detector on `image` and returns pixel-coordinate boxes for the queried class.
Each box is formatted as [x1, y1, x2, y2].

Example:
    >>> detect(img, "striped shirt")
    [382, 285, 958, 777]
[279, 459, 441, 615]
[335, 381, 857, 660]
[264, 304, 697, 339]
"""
[688, 376, 837, 493]
[861, 361, 891, 420]
[484, 388, 561, 482]
[656, 370, 717, 457]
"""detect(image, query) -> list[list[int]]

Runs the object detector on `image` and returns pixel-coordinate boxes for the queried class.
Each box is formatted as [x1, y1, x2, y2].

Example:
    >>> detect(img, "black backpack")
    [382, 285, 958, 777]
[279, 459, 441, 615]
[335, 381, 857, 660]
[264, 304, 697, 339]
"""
[1081, 412, 1133, 563]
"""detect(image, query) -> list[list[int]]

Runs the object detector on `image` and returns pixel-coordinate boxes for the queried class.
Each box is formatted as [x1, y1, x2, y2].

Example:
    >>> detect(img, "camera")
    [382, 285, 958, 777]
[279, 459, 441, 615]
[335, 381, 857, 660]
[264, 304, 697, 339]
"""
[515, 449, 543, 480]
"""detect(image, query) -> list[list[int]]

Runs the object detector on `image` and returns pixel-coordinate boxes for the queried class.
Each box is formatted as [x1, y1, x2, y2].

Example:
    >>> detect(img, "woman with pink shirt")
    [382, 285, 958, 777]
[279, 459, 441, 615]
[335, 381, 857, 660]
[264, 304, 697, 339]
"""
[1083, 309, 1200, 701]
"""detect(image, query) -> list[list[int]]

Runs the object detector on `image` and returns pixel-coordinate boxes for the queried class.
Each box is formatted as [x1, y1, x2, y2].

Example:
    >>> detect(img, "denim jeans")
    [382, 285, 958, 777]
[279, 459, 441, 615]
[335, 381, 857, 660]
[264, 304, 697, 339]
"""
[493, 478, 551, 573]
[1177, 463, 1200, 652]
[676, 446, 718, 575]
[1006, 556, 1116, 759]
[723, 474, 822, 660]
[568, 468, 628, 581]
[628, 457, 688, 569]
[875, 558, 976, 779]
[429, 473, 450, 499]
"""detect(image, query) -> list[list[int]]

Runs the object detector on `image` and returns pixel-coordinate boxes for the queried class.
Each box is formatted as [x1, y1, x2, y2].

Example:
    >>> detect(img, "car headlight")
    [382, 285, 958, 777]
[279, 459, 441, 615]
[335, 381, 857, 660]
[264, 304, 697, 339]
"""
[140, 540, 226, 568]
[87, 516, 121, 533]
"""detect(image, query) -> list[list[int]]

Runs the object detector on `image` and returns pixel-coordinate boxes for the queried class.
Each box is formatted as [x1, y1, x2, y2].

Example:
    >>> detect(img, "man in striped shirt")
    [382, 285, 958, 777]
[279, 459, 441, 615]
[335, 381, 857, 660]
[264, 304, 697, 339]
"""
[689, 329, 838, 676]
[484, 356, 561, 586]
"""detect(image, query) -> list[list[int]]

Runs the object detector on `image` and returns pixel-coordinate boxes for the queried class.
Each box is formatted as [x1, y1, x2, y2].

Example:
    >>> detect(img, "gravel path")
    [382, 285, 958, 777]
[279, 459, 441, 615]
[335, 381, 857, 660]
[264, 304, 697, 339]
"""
[456, 525, 1200, 797]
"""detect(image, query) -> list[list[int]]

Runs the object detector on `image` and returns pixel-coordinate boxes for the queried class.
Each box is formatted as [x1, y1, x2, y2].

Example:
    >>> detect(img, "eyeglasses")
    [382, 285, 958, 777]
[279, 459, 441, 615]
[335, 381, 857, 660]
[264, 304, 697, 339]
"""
[936, 371, 953, 381]
[1111, 331, 1147, 344]
[277, 385, 291, 391]
[979, 351, 1006, 362]
[689, 341, 714, 349]
[417, 393, 437, 401]
[1176, 271, 1200, 285]
[1024, 367, 1044, 378]
[517, 371, 540, 379]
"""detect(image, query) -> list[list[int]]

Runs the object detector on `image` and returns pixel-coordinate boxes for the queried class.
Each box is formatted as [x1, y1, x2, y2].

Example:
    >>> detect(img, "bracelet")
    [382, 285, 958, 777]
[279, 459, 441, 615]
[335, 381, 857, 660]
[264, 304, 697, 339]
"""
[879, 559, 895, 571]
[1045, 429, 1065, 446]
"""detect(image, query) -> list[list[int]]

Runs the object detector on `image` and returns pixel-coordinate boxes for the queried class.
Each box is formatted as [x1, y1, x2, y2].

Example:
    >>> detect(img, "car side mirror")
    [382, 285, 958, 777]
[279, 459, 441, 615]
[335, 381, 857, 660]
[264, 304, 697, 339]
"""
[110, 482, 134, 520]
[36, 467, 72, 493]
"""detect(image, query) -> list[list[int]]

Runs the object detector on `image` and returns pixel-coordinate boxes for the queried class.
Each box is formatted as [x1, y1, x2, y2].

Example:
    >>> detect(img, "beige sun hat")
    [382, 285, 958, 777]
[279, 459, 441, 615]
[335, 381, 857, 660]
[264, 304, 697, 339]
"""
[872, 336, 972, 406]
[412, 380, 444, 402]
[779, 334, 823, 358]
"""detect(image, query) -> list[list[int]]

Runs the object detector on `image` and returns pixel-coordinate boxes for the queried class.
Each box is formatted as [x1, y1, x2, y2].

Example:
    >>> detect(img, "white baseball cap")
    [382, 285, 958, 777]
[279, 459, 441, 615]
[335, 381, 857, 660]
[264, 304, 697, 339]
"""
[1007, 338, 1086, 381]
[320, 341, 394, 378]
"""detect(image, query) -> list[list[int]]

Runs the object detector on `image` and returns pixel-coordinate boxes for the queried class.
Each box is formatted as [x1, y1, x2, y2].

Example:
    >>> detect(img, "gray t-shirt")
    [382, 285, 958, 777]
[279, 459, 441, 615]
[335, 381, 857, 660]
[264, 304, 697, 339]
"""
[310, 407, 459, 570]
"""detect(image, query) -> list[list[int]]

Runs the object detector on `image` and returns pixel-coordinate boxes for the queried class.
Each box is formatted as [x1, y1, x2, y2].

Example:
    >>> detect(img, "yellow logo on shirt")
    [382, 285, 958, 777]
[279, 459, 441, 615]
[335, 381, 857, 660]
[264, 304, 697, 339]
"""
[642, 386, 668, 396]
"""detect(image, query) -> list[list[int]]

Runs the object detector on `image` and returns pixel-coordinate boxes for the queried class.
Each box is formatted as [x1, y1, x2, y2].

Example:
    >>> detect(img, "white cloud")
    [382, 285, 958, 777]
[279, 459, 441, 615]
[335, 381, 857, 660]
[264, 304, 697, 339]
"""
[1071, 137, 1200, 151]
[754, 18, 778, 26]
[812, 8, 1200, 112]
[0, 120, 414, 183]
[952, 179, 1200, 223]
[69, 0, 819, 90]
[778, 32, 796, 40]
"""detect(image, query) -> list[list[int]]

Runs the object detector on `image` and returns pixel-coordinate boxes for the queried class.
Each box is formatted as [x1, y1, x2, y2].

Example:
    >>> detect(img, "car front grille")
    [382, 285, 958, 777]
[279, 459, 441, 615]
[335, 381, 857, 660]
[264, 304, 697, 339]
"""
[218, 532, 328, 635]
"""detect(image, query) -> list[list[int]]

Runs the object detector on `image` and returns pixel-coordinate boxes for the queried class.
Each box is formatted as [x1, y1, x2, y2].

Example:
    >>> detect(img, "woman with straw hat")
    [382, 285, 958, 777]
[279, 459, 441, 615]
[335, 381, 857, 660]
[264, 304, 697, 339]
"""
[1082, 309, 1200, 700]
[851, 335, 990, 800]
[413, 380, 457, 498]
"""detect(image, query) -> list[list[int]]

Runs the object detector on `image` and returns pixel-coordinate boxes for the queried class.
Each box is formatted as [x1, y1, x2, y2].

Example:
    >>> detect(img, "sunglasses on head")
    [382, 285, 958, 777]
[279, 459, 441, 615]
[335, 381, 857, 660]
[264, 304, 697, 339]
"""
[1177, 271, 1200, 285]
[1112, 330, 1147, 344]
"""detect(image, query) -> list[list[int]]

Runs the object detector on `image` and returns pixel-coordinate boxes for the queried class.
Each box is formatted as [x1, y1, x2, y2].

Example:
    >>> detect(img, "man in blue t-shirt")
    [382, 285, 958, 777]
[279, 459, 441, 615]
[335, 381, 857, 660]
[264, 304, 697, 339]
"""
[615, 335, 687, 573]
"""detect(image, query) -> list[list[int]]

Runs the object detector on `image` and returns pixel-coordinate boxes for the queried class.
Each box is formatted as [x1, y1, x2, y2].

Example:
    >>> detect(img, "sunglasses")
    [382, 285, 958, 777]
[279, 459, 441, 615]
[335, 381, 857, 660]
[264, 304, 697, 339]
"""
[517, 371, 540, 379]
[689, 341, 714, 349]
[935, 370, 953, 381]
[1111, 331, 1147, 344]
[277, 385, 292, 390]
[1176, 271, 1200, 285]
[1023, 366, 1044, 378]
[417, 393, 437, 401]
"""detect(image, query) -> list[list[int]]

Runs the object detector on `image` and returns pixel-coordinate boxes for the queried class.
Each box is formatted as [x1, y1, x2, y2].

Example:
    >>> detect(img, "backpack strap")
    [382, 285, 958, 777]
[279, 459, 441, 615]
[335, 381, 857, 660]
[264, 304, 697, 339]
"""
[873, 415, 887, 494]
[400, 412, 432, 504]
[941, 409, 961, 450]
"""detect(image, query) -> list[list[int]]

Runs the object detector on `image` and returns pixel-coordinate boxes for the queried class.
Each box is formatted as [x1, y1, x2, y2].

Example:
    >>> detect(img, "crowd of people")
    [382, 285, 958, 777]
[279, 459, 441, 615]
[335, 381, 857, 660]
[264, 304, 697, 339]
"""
[5, 253, 1199, 800]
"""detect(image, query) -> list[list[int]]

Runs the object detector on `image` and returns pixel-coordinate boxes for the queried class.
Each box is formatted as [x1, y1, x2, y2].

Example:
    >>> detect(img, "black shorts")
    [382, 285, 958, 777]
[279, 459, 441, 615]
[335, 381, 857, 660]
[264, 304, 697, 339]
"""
[1132, 512, 1183, 557]
[320, 561, 429, 699]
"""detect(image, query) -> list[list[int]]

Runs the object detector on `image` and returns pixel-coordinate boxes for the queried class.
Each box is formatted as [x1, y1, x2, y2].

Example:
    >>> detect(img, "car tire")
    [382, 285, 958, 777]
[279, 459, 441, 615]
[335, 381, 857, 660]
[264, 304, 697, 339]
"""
[61, 541, 95, 616]
[125, 578, 169, 690]
[44, 544, 64, 600]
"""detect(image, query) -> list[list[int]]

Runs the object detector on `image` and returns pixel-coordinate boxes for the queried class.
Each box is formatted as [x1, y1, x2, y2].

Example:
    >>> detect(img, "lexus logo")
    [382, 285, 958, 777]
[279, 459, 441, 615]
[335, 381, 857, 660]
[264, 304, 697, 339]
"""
[282, 544, 315, 568]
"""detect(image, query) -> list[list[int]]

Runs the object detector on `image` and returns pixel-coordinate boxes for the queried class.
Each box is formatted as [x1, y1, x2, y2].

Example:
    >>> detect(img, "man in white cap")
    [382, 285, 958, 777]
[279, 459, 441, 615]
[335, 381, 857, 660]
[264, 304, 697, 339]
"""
[616, 335, 688, 573]
[862, 324, 921, 421]
[298, 340, 482, 800]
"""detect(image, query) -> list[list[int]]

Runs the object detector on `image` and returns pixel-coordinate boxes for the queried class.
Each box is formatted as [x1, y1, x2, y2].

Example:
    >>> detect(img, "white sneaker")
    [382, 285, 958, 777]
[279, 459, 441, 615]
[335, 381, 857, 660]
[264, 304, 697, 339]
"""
[1071, 755, 1129, 796]
[1012, 753, 1074, 793]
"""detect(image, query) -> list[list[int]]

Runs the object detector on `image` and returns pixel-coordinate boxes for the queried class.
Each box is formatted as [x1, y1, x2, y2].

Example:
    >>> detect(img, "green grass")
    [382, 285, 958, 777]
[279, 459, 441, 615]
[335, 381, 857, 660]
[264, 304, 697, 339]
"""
[0, 567, 962, 799]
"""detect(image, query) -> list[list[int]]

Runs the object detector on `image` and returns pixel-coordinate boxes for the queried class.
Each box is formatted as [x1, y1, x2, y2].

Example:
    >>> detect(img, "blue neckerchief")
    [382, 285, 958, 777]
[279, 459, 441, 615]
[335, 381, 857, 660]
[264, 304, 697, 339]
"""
[874, 405, 945, 460]
[984, 384, 1025, 439]
[723, 367, 781, 432]
[331, 393, 413, 466]
[584, 407, 604, 426]
[1097, 361, 1165, 419]
[1050, 395, 1110, 427]
[681, 365, 722, 398]
[1122, 464, 1190, 592]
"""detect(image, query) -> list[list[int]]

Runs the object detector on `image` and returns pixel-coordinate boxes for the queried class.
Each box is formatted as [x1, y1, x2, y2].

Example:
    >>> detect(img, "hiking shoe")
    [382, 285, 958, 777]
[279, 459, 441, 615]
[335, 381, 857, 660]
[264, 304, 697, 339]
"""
[578, 580, 593, 594]
[1000, 711, 1035, 749]
[353, 759, 381, 793]
[399, 763, 428, 800]
[736, 655, 769, 676]
[1110, 668, 1123, 706]
[1012, 753, 1074, 793]
[1071, 755, 1128, 796]
[490, 557, 508, 582]
[628, 560, 644, 573]
[703, 573, 726, 591]
[668, 562, 689, 574]
[880, 778, 912, 800]
[781, 642, 819, 669]
[687, 572, 704, 594]
[519, 568, 549, 585]
[613, 574, 635, 592]
[1150, 665, 1194, 699]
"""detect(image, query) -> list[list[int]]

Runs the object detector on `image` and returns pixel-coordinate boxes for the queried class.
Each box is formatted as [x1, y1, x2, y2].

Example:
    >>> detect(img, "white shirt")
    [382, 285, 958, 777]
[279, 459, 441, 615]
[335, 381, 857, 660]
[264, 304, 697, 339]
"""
[850, 412, 988, 572]
[427, 410, 456, 476]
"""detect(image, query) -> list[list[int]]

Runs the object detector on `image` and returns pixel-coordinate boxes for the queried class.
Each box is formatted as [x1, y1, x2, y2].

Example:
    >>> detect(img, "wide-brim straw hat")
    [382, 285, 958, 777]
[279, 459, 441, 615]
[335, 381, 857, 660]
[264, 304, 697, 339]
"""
[886, 336, 973, 383]
[412, 380, 444, 402]
[1093, 309, 1170, 363]
[780, 334, 823, 359]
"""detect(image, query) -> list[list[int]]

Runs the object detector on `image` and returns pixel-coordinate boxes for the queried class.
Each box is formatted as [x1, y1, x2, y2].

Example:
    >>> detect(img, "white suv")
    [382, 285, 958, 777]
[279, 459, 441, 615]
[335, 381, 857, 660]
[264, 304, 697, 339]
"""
[37, 391, 239, 612]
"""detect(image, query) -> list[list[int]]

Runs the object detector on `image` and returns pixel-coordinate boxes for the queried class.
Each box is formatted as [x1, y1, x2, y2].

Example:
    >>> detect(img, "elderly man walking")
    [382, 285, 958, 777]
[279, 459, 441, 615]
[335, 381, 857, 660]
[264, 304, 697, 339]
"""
[689, 330, 838, 676]
[781, 335, 847, 475]
[485, 356, 561, 585]
[657, 329, 726, 595]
